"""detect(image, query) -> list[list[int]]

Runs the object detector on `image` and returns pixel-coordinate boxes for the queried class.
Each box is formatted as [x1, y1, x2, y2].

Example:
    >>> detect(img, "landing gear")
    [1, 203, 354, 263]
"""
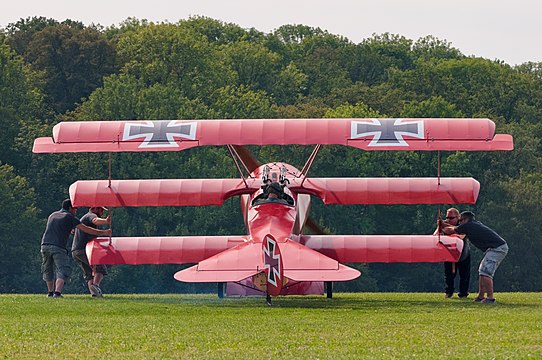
[325, 281, 333, 298]
[217, 282, 225, 299]
[266, 294, 272, 306]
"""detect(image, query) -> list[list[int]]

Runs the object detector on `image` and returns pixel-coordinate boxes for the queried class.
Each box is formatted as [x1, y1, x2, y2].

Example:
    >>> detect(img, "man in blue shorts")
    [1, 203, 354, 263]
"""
[40, 199, 112, 298]
[440, 211, 508, 304]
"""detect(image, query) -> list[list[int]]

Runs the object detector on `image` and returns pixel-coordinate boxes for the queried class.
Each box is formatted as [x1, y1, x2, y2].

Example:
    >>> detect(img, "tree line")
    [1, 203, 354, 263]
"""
[1, 16, 541, 294]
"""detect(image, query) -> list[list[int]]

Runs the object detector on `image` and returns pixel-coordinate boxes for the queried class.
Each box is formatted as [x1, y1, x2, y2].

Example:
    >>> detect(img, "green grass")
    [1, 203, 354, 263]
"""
[1, 293, 541, 359]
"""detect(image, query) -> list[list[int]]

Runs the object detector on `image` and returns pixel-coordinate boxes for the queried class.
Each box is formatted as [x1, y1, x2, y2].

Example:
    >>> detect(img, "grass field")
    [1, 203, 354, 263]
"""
[1, 292, 541, 359]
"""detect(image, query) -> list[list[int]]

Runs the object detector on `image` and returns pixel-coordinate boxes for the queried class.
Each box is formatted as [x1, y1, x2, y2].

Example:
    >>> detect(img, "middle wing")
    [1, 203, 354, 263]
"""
[70, 178, 260, 207]
[289, 177, 480, 204]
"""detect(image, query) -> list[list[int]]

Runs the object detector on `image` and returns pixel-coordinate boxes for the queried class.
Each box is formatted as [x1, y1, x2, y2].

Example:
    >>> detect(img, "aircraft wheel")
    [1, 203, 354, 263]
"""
[325, 281, 333, 298]
[217, 282, 225, 299]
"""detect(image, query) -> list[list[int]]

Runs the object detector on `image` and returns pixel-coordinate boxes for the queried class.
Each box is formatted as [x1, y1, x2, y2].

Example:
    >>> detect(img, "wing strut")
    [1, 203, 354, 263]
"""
[107, 152, 113, 245]
[226, 145, 253, 188]
[298, 144, 321, 186]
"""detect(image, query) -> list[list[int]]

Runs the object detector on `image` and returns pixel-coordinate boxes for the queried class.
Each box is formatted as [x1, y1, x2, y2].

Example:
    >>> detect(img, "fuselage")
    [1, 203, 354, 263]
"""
[244, 163, 309, 244]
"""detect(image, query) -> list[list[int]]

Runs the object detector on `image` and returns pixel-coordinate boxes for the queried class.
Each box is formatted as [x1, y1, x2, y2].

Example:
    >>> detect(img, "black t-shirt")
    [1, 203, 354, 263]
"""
[455, 220, 506, 252]
[41, 210, 81, 249]
[72, 211, 98, 251]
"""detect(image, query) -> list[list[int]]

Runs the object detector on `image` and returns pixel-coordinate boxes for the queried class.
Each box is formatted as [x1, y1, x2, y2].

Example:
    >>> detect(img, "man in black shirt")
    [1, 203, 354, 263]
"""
[72, 206, 111, 297]
[440, 211, 508, 304]
[40, 199, 112, 298]
[434, 207, 471, 299]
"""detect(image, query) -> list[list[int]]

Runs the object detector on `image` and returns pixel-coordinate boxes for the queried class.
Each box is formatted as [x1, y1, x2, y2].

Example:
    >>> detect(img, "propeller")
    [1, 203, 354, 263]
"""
[231, 145, 328, 235]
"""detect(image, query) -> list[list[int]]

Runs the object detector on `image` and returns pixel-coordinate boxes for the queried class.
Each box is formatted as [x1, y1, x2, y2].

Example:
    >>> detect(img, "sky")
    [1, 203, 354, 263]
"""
[2, 0, 541, 66]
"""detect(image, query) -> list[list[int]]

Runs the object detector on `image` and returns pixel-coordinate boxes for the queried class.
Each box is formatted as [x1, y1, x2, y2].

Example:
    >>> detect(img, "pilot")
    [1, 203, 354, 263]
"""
[266, 182, 288, 204]
[252, 181, 294, 206]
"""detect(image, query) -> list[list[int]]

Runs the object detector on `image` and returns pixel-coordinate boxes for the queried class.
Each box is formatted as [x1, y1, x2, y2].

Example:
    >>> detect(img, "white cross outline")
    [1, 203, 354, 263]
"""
[350, 118, 425, 147]
[122, 120, 197, 148]
[263, 236, 281, 287]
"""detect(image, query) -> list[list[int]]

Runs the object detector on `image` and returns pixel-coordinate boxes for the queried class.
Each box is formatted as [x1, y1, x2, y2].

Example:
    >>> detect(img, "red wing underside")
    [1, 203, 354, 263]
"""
[299, 235, 464, 263]
[289, 177, 480, 204]
[86, 236, 247, 265]
[33, 118, 513, 153]
[70, 179, 260, 207]
[174, 239, 360, 283]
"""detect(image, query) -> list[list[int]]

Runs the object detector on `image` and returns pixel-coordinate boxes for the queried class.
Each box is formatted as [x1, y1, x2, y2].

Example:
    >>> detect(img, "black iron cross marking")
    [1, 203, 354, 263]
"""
[351, 119, 424, 146]
[263, 236, 281, 287]
[122, 120, 196, 148]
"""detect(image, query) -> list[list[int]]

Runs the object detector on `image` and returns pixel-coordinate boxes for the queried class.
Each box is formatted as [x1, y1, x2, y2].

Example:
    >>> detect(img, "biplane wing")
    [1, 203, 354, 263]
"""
[86, 236, 247, 265]
[298, 235, 464, 263]
[33, 118, 513, 153]
[289, 177, 480, 204]
[70, 179, 261, 207]
[68, 177, 477, 207]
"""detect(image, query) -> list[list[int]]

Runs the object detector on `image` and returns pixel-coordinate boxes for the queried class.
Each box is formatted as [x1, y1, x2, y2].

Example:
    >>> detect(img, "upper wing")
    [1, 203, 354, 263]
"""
[298, 235, 464, 263]
[33, 118, 513, 153]
[288, 177, 480, 204]
[69, 178, 261, 207]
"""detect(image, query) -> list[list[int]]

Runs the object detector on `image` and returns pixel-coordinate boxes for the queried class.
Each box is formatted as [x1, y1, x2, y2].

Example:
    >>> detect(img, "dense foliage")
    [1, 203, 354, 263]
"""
[1, 16, 541, 294]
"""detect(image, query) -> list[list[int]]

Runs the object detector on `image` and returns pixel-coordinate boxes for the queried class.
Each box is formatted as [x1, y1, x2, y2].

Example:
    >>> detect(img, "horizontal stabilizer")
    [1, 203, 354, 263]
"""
[289, 177, 480, 204]
[70, 179, 260, 207]
[299, 235, 463, 263]
[86, 236, 246, 265]
[33, 118, 512, 153]
[280, 240, 360, 281]
[174, 239, 361, 283]
[174, 241, 263, 282]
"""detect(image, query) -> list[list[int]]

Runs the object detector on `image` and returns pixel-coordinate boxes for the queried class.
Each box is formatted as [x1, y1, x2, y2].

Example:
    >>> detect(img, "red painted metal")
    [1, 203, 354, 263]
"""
[86, 236, 246, 265]
[174, 241, 263, 282]
[81, 162, 468, 287]
[70, 179, 260, 207]
[288, 177, 480, 204]
[33, 118, 513, 153]
[298, 235, 464, 263]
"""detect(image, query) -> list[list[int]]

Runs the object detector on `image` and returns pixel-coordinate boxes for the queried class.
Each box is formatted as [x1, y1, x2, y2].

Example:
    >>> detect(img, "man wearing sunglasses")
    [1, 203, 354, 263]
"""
[440, 211, 508, 304]
[434, 208, 470, 299]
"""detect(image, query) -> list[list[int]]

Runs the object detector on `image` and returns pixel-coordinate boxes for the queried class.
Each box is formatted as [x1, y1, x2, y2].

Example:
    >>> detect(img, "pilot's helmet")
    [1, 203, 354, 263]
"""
[266, 181, 283, 195]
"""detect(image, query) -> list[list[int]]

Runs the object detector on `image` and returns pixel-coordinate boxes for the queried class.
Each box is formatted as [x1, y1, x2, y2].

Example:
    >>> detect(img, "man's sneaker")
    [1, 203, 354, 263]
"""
[473, 297, 485, 302]
[481, 298, 496, 304]
[53, 292, 63, 298]
[47, 292, 54, 298]
[90, 284, 103, 297]
[458, 294, 469, 299]
[444, 293, 453, 299]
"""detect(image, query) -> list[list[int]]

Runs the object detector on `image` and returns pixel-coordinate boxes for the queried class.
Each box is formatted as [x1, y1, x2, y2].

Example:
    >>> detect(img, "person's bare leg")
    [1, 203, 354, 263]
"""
[55, 278, 65, 293]
[483, 276, 494, 299]
[476, 275, 485, 299]
[46, 280, 54, 292]
[87, 279, 94, 293]
[93, 272, 104, 287]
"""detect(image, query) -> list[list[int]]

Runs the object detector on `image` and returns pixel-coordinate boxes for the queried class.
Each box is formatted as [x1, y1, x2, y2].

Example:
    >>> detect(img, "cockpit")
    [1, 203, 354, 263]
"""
[250, 165, 295, 207]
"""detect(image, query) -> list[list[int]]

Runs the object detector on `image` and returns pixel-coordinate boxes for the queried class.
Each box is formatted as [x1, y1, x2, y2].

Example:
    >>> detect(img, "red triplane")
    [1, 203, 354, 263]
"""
[34, 118, 513, 303]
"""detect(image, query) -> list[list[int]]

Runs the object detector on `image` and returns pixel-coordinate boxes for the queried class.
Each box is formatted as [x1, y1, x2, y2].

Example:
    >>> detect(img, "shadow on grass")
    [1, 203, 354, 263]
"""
[86, 293, 536, 310]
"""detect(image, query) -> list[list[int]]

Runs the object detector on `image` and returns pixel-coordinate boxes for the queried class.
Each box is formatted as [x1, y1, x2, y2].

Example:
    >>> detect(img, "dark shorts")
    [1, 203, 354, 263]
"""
[41, 245, 71, 281]
[72, 249, 108, 281]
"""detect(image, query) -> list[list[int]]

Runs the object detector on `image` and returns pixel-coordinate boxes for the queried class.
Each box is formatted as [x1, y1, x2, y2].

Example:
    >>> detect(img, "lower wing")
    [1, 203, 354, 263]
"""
[85, 236, 247, 265]
[298, 235, 464, 263]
